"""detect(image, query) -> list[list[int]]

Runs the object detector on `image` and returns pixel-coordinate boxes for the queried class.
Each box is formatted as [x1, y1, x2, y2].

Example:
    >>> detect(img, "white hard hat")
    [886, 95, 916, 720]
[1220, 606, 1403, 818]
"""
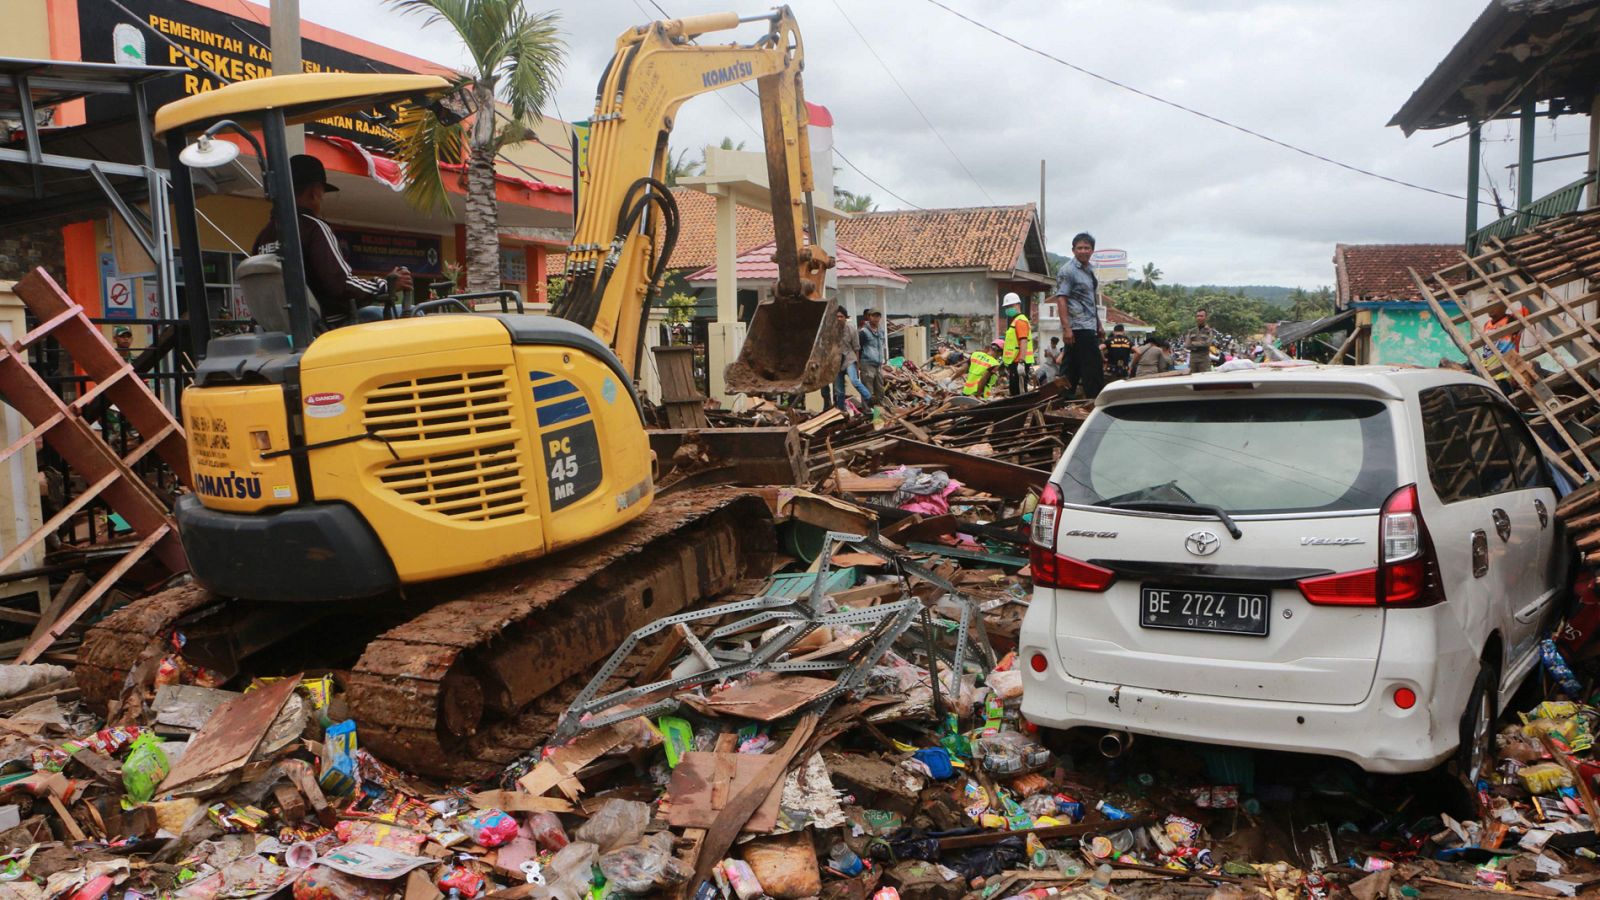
[1002, 292, 1021, 307]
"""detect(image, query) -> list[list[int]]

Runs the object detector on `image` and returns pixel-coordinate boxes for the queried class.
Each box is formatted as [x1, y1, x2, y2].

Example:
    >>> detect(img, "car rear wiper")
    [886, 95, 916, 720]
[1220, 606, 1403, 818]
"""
[1104, 500, 1243, 539]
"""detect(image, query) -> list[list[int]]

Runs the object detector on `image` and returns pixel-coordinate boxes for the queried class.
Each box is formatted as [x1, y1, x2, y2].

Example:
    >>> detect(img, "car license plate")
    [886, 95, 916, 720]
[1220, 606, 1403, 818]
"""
[1140, 586, 1270, 637]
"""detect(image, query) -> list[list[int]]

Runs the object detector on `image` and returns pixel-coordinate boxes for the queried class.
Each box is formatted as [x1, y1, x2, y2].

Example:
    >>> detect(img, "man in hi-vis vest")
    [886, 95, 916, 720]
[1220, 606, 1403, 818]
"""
[964, 339, 1005, 399]
[1001, 293, 1034, 395]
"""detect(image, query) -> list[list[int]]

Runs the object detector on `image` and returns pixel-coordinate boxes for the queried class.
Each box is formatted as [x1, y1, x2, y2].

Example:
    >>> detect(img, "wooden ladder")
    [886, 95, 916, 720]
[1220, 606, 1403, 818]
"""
[0, 268, 190, 663]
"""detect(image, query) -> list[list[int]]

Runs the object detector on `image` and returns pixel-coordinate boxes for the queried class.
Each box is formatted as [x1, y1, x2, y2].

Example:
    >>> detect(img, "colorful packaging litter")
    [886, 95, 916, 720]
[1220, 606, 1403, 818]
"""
[1519, 761, 1574, 795]
[463, 809, 518, 848]
[122, 733, 170, 804]
[319, 720, 359, 797]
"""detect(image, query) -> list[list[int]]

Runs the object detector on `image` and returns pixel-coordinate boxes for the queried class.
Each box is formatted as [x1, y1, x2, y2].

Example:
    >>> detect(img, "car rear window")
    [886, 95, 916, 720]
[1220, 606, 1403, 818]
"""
[1058, 397, 1397, 515]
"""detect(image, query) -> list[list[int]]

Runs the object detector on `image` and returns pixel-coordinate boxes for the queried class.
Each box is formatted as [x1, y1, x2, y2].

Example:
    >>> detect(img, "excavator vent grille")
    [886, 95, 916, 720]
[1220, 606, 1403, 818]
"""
[364, 370, 528, 521]
[362, 369, 514, 442]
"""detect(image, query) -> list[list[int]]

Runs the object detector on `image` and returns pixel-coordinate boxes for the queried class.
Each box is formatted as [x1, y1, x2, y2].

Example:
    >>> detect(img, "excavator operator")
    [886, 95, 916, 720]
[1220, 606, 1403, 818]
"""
[252, 155, 413, 330]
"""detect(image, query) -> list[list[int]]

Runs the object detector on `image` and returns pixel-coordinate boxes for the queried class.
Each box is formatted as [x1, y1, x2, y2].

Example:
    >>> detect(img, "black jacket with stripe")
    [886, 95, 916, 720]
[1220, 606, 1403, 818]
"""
[252, 207, 387, 327]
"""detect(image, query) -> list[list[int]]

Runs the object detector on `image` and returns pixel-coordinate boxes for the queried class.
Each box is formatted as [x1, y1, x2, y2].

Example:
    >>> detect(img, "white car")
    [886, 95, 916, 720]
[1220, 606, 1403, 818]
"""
[1019, 366, 1567, 777]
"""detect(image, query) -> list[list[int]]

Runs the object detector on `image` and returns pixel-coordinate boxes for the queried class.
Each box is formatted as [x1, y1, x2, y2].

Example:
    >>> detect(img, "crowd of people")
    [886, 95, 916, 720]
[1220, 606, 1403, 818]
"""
[814, 231, 1280, 411]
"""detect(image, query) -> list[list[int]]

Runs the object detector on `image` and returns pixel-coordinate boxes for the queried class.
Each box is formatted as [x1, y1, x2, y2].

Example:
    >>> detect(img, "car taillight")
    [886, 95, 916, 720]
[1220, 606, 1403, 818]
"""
[1296, 484, 1444, 608]
[1031, 484, 1061, 547]
[1029, 482, 1116, 592]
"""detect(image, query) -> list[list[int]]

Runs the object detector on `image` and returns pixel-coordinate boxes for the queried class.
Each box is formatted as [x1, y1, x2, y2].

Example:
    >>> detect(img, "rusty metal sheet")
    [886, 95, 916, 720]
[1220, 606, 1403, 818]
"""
[159, 675, 300, 793]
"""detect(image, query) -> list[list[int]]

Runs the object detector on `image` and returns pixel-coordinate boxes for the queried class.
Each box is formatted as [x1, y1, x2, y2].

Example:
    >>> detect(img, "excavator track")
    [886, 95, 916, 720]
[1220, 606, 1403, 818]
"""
[77, 488, 775, 780]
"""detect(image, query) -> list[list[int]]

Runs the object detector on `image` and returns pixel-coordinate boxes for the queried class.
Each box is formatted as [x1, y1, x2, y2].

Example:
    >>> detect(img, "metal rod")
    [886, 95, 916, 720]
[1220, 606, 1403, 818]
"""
[167, 131, 212, 362]
[260, 109, 314, 348]
[1518, 96, 1537, 210]
[1466, 118, 1480, 241]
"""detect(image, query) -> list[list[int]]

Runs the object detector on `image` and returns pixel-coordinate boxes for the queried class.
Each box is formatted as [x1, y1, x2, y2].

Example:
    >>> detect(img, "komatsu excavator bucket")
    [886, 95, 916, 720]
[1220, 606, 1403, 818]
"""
[724, 245, 840, 395]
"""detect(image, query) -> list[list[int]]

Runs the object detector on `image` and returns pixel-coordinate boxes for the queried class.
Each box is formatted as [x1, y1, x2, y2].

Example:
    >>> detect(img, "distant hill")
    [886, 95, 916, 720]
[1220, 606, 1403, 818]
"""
[1187, 285, 1300, 306]
[1037, 260, 1323, 308]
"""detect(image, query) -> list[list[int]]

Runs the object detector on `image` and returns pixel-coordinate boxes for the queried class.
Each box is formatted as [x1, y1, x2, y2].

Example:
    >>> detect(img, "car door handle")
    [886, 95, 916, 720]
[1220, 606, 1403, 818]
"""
[1535, 499, 1549, 529]
[1491, 508, 1511, 542]
[1471, 529, 1489, 577]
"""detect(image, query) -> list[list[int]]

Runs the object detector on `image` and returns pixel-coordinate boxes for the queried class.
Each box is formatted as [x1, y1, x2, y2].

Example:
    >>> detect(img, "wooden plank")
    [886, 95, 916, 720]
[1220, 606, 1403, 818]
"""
[672, 733, 738, 900]
[26, 573, 86, 648]
[47, 793, 86, 842]
[831, 469, 903, 493]
[0, 471, 117, 577]
[16, 527, 168, 664]
[467, 791, 574, 814]
[689, 716, 816, 893]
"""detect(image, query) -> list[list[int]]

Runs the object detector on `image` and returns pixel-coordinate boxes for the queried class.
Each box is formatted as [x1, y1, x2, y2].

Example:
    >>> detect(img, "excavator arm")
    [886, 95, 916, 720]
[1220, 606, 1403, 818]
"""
[551, 8, 839, 394]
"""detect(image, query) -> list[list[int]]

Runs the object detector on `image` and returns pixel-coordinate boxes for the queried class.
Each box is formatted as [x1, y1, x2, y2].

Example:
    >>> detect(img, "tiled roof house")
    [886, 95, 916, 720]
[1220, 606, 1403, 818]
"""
[664, 189, 1051, 325]
[1333, 243, 1464, 305]
[1330, 242, 1469, 366]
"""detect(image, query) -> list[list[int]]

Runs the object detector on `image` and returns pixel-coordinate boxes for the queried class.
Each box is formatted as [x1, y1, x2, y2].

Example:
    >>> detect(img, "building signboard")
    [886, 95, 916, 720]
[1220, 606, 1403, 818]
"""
[334, 228, 443, 276]
[77, 0, 411, 149]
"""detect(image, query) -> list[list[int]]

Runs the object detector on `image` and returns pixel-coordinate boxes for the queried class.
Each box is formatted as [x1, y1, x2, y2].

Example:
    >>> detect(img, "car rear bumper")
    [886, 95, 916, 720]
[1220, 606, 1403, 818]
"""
[1018, 657, 1455, 773]
[1017, 597, 1473, 774]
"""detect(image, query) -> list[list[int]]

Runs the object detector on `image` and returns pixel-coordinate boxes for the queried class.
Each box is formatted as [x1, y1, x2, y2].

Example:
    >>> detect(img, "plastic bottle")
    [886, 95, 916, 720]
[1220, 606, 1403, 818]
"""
[828, 842, 865, 876]
[1096, 799, 1131, 821]
[1090, 864, 1113, 891]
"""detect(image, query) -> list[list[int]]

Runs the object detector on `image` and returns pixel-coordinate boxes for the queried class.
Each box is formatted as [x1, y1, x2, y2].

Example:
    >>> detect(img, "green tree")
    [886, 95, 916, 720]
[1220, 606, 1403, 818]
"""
[1287, 286, 1335, 322]
[1140, 262, 1163, 287]
[1105, 281, 1277, 340]
[835, 188, 876, 213]
[664, 291, 698, 325]
[665, 147, 700, 187]
[389, 0, 566, 292]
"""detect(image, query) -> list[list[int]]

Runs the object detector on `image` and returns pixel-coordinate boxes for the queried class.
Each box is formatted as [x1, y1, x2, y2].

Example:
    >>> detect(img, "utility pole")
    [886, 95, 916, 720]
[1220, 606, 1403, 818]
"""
[271, 0, 304, 153]
[1039, 159, 1047, 245]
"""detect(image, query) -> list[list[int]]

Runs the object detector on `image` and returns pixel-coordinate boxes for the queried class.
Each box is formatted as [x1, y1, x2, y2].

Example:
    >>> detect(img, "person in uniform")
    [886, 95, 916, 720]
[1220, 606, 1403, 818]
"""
[963, 339, 1004, 399]
[252, 154, 412, 330]
[1104, 324, 1133, 380]
[1181, 307, 1220, 374]
[1001, 293, 1033, 395]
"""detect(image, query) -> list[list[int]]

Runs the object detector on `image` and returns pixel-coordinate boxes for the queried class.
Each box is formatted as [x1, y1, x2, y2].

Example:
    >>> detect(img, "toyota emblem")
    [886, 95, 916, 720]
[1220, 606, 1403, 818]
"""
[1184, 530, 1220, 556]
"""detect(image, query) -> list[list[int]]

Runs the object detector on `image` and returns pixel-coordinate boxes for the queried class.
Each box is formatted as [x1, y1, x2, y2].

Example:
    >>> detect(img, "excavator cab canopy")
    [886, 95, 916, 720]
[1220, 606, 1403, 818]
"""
[154, 73, 454, 136]
[157, 73, 461, 358]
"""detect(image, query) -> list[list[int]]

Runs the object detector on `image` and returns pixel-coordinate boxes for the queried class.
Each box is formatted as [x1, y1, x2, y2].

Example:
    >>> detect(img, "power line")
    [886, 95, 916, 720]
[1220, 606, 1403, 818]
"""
[836, 148, 923, 210]
[830, 0, 992, 202]
[921, 0, 1477, 206]
[640, 0, 923, 210]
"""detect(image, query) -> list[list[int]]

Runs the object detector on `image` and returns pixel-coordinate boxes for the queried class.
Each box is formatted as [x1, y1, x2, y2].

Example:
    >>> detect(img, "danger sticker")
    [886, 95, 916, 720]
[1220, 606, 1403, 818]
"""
[305, 392, 346, 418]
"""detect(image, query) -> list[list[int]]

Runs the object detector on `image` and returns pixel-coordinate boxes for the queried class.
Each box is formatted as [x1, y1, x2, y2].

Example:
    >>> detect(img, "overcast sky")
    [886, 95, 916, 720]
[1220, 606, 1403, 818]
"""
[300, 0, 1593, 288]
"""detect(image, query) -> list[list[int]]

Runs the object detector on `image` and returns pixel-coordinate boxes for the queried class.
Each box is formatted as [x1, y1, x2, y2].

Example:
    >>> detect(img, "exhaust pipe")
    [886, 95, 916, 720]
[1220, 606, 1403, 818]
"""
[1099, 730, 1134, 758]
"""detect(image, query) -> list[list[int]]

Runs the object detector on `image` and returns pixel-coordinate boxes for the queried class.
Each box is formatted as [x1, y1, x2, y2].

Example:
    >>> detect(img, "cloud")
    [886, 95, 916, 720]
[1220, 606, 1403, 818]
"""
[300, 0, 1594, 287]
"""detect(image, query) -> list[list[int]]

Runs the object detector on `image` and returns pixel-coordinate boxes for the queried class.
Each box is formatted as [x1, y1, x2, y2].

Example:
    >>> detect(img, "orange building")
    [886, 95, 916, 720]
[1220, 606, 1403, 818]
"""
[1, 0, 573, 327]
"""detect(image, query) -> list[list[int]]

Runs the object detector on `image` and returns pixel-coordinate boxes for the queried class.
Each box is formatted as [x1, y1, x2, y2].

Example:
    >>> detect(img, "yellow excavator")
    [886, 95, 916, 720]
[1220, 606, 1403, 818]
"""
[78, 8, 836, 778]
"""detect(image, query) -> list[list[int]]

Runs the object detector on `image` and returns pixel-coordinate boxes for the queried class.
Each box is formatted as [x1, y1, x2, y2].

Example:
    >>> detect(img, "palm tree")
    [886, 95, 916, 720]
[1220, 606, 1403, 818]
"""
[665, 147, 700, 187]
[834, 188, 876, 213]
[388, 0, 566, 292]
[1140, 262, 1163, 287]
